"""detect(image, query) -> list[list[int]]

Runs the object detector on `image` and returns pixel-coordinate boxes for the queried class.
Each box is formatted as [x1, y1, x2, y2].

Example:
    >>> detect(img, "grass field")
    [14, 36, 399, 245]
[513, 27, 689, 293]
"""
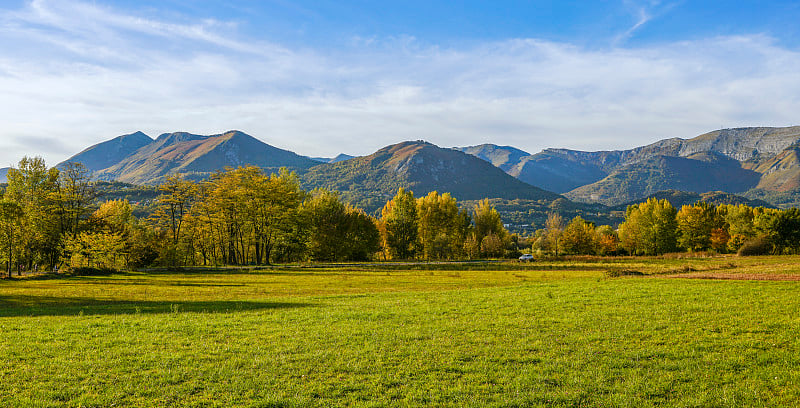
[1, 256, 799, 407]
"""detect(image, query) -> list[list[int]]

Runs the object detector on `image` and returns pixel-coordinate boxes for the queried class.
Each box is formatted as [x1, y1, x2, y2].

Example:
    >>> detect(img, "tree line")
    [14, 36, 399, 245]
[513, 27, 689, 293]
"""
[2, 157, 799, 276]
[0, 159, 521, 275]
[532, 198, 800, 256]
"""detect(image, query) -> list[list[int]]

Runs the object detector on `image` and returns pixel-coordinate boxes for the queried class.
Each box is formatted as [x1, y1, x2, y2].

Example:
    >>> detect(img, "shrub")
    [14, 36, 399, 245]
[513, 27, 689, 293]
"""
[737, 235, 773, 256]
[604, 269, 646, 278]
[68, 267, 118, 276]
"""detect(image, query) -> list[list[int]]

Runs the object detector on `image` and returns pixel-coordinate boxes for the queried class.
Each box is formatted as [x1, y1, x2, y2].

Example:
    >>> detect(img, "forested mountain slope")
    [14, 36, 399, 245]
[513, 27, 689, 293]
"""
[459, 126, 800, 207]
[301, 140, 563, 213]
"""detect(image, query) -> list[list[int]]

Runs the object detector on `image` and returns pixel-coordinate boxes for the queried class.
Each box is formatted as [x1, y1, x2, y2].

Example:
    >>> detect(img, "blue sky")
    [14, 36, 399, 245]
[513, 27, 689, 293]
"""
[1, 0, 799, 166]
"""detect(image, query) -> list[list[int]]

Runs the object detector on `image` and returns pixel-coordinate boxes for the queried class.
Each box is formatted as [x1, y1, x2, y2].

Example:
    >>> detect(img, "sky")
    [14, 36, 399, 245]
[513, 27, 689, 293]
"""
[1, 0, 799, 167]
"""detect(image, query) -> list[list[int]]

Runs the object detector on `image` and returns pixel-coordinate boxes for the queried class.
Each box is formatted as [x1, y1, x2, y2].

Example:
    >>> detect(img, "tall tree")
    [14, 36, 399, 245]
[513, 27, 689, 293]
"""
[723, 204, 755, 252]
[52, 162, 95, 239]
[619, 198, 677, 255]
[0, 200, 23, 277]
[380, 188, 418, 260]
[5, 157, 60, 269]
[676, 202, 715, 251]
[301, 189, 379, 261]
[544, 213, 564, 256]
[416, 191, 470, 260]
[561, 216, 596, 255]
[152, 174, 196, 265]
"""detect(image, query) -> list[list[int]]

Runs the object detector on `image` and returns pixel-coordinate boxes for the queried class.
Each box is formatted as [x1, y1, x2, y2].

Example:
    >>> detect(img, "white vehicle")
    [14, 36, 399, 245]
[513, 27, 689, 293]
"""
[518, 254, 534, 262]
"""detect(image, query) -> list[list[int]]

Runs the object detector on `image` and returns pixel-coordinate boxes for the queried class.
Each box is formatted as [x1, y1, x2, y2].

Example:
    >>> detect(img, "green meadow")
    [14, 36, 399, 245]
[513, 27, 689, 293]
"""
[1, 256, 799, 407]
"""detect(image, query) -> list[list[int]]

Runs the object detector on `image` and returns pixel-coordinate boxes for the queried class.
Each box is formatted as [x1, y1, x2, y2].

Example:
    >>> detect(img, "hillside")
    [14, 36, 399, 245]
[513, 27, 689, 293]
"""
[565, 153, 762, 206]
[611, 190, 775, 211]
[86, 131, 318, 184]
[453, 144, 530, 172]
[58, 131, 153, 172]
[460, 126, 800, 207]
[301, 140, 563, 213]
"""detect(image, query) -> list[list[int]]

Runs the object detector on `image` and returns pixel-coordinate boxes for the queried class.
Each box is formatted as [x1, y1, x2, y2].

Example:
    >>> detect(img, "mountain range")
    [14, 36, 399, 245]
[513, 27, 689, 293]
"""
[2, 126, 799, 226]
[457, 126, 800, 207]
[65, 130, 319, 184]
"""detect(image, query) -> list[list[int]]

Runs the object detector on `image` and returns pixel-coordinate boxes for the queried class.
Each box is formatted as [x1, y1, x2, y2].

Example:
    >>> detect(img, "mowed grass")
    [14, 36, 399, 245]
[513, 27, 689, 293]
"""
[1, 256, 799, 407]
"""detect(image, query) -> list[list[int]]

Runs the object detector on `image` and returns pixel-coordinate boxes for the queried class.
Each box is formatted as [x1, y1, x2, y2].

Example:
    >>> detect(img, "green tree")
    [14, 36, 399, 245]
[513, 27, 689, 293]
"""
[723, 204, 755, 252]
[544, 213, 564, 256]
[301, 189, 380, 261]
[0, 200, 23, 277]
[5, 157, 60, 269]
[472, 199, 509, 257]
[51, 162, 96, 239]
[618, 198, 677, 255]
[152, 174, 197, 265]
[560, 216, 596, 255]
[416, 191, 470, 260]
[760, 208, 800, 254]
[381, 188, 418, 259]
[676, 202, 715, 251]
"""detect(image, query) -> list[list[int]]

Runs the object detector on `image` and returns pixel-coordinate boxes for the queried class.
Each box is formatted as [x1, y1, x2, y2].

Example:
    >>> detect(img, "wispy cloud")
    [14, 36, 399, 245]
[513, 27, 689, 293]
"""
[614, 0, 679, 45]
[0, 0, 798, 167]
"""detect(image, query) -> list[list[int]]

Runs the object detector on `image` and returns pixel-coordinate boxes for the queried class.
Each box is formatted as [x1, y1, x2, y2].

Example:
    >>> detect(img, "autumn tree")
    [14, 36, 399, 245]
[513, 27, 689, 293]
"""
[723, 204, 755, 252]
[0, 200, 23, 277]
[472, 199, 509, 257]
[544, 213, 564, 256]
[380, 188, 418, 259]
[5, 157, 60, 269]
[152, 174, 197, 265]
[301, 189, 380, 261]
[595, 225, 620, 255]
[676, 202, 715, 251]
[63, 199, 145, 269]
[416, 191, 470, 260]
[560, 216, 596, 255]
[618, 198, 677, 255]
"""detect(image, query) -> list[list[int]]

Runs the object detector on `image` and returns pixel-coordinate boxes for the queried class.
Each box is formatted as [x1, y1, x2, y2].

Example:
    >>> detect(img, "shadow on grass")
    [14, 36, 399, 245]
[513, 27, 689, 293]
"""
[0, 295, 314, 317]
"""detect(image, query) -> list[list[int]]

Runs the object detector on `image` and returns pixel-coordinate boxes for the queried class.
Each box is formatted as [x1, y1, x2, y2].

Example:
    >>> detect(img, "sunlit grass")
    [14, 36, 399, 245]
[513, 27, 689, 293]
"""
[1, 256, 799, 407]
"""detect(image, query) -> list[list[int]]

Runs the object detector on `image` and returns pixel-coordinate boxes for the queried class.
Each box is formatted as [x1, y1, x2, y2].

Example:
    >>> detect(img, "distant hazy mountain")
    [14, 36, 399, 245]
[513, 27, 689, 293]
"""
[302, 140, 562, 213]
[310, 153, 356, 163]
[0, 167, 8, 184]
[453, 144, 530, 172]
[563, 127, 800, 206]
[566, 153, 762, 205]
[65, 130, 319, 184]
[459, 126, 800, 207]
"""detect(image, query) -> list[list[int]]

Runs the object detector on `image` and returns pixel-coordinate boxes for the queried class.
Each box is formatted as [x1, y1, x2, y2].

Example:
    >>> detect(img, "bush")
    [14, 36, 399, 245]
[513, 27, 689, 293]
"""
[604, 269, 646, 278]
[737, 235, 773, 256]
[68, 267, 118, 276]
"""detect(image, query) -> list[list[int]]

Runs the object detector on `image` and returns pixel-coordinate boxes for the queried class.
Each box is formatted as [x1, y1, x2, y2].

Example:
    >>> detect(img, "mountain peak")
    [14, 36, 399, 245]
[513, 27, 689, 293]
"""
[154, 132, 208, 145]
[301, 140, 561, 213]
[58, 131, 154, 171]
[94, 130, 318, 184]
[454, 143, 531, 172]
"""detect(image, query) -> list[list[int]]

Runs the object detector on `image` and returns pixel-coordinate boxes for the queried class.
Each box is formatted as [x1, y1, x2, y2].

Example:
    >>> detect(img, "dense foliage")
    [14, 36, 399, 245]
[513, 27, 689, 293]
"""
[4, 155, 800, 274]
[0, 158, 520, 272]
[530, 197, 800, 256]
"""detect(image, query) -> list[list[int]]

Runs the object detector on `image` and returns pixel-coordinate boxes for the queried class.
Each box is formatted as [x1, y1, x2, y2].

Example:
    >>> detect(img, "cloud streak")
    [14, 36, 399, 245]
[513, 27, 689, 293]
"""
[0, 0, 798, 167]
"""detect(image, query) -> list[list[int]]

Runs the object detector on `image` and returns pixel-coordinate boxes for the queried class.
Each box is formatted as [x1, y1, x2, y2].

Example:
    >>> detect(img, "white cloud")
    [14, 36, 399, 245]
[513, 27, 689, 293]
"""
[0, 0, 798, 168]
